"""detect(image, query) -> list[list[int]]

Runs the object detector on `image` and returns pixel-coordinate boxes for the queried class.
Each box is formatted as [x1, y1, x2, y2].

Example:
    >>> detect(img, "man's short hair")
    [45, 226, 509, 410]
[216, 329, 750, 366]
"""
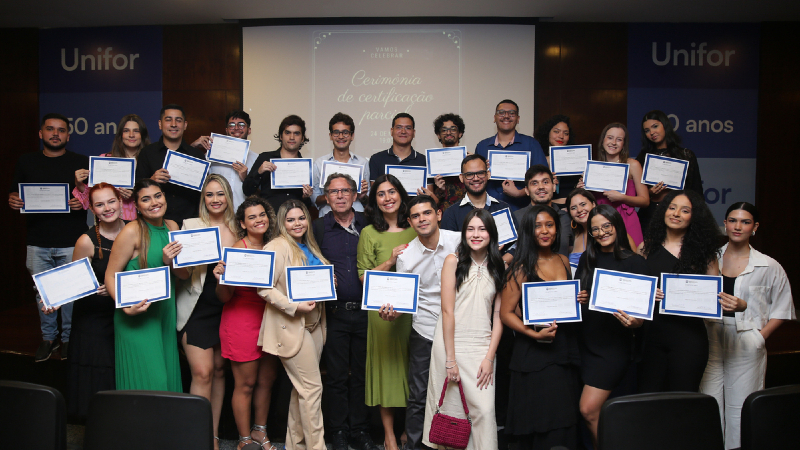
[433, 113, 465, 135]
[524, 164, 554, 184]
[407, 194, 436, 212]
[460, 153, 488, 173]
[324, 173, 357, 192]
[328, 112, 355, 134]
[392, 112, 415, 129]
[41, 113, 69, 128]
[495, 99, 519, 113]
[274, 114, 310, 147]
[160, 104, 185, 119]
[226, 110, 251, 127]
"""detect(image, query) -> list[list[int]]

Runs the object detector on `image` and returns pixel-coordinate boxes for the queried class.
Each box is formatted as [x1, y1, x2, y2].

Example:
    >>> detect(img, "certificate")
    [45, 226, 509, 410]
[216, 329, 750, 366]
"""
[569, 262, 579, 278]
[271, 158, 313, 189]
[115, 266, 171, 308]
[426, 146, 467, 177]
[361, 270, 420, 314]
[286, 265, 337, 302]
[488, 150, 530, 181]
[660, 273, 723, 319]
[385, 165, 427, 196]
[491, 208, 518, 246]
[521, 280, 582, 325]
[549, 145, 592, 176]
[220, 247, 276, 288]
[320, 161, 364, 193]
[89, 156, 135, 188]
[33, 257, 99, 308]
[583, 161, 629, 193]
[163, 150, 210, 191]
[206, 133, 250, 166]
[168, 227, 222, 268]
[589, 268, 658, 320]
[19, 183, 70, 213]
[641, 154, 689, 190]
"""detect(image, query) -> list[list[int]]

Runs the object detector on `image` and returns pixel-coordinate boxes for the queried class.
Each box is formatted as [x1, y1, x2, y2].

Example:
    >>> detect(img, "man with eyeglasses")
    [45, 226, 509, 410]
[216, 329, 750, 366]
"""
[431, 113, 467, 213]
[311, 113, 370, 217]
[367, 112, 428, 185]
[475, 99, 547, 211]
[310, 173, 378, 450]
[513, 165, 573, 255]
[190, 110, 259, 211]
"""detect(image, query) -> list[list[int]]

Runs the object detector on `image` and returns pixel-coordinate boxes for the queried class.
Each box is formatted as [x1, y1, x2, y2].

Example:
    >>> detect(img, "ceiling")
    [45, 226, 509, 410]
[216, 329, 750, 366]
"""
[3, 0, 800, 29]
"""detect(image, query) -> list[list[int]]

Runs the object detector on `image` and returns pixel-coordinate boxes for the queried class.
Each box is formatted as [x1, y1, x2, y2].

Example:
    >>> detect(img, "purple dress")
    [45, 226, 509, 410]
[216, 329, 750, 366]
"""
[597, 178, 643, 246]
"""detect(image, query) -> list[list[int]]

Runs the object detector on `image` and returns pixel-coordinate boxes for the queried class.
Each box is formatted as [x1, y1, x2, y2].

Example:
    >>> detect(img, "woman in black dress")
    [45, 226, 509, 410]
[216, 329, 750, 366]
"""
[639, 190, 722, 393]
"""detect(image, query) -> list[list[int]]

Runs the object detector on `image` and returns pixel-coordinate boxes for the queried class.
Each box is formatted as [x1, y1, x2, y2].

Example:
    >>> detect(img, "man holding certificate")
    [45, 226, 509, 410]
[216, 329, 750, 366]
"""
[514, 165, 573, 256]
[10, 113, 89, 362]
[430, 113, 468, 212]
[136, 104, 205, 227]
[440, 154, 513, 232]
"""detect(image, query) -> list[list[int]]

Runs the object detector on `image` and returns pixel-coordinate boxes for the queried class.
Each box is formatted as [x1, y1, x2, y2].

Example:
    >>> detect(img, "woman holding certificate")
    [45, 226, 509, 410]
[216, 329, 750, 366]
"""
[566, 189, 597, 268]
[105, 179, 184, 392]
[499, 205, 581, 450]
[535, 115, 578, 204]
[356, 174, 417, 450]
[700, 202, 795, 449]
[257, 199, 328, 450]
[639, 190, 722, 393]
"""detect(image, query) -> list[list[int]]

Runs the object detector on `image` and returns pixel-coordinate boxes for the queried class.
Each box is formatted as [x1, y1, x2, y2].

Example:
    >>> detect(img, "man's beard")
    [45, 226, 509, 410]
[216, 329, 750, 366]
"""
[43, 140, 67, 151]
[465, 182, 487, 197]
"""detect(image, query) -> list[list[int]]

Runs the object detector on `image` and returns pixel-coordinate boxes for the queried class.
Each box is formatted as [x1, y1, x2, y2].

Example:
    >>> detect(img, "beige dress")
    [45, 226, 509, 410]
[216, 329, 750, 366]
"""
[422, 263, 497, 450]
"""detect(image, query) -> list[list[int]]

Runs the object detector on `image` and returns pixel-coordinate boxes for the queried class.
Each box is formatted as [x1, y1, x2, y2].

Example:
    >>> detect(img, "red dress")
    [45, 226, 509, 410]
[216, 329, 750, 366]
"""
[219, 240, 267, 362]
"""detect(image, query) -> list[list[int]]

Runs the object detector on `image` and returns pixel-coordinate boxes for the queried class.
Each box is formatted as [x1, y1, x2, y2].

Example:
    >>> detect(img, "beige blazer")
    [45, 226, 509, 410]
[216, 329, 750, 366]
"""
[175, 217, 210, 331]
[256, 237, 327, 358]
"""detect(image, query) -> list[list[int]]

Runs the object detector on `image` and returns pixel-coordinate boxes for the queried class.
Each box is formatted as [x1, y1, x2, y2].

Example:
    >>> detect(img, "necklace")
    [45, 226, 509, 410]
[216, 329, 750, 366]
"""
[244, 236, 263, 249]
[470, 254, 488, 278]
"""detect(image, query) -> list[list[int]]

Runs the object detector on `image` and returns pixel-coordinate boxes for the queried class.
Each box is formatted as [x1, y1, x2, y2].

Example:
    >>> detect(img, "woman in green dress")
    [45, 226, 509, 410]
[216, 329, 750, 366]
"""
[105, 179, 186, 391]
[356, 174, 417, 450]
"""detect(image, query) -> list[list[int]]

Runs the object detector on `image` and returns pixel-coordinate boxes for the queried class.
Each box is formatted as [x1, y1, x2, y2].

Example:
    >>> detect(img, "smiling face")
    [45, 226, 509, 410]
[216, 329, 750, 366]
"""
[226, 117, 250, 140]
[280, 125, 303, 153]
[121, 120, 142, 149]
[534, 211, 557, 249]
[241, 204, 269, 238]
[465, 216, 491, 252]
[643, 119, 666, 147]
[203, 180, 228, 216]
[549, 121, 570, 147]
[664, 194, 693, 231]
[602, 126, 626, 160]
[525, 172, 555, 205]
[590, 214, 617, 251]
[408, 201, 441, 238]
[375, 181, 401, 215]
[329, 122, 354, 151]
[437, 120, 462, 147]
[90, 188, 121, 224]
[284, 207, 308, 242]
[391, 117, 415, 147]
[158, 109, 187, 142]
[40, 118, 69, 151]
[459, 158, 489, 197]
[325, 177, 356, 214]
[135, 185, 166, 220]
[494, 102, 519, 133]
[725, 209, 758, 244]
[569, 194, 595, 226]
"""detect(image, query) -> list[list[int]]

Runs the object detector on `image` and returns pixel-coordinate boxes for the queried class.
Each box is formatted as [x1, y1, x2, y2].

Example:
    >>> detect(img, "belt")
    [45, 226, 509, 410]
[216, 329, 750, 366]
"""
[328, 301, 361, 311]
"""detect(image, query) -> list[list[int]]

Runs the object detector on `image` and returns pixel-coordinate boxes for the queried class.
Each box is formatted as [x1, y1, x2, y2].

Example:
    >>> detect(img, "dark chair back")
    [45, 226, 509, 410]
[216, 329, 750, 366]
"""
[84, 390, 213, 450]
[598, 392, 723, 450]
[0, 380, 66, 450]
[740, 384, 800, 450]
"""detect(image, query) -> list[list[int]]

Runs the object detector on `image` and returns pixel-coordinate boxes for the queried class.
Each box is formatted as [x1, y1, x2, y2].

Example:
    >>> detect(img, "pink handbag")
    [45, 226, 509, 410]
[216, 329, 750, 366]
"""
[428, 378, 472, 449]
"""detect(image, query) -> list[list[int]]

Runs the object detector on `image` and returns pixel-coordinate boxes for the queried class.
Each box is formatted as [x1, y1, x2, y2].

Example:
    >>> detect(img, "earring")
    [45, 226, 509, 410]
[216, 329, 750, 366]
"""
[571, 220, 578, 230]
[752, 231, 756, 236]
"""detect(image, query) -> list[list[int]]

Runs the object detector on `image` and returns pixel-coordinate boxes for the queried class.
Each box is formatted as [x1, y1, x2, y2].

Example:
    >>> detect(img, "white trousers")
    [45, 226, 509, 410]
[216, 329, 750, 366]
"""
[700, 317, 767, 450]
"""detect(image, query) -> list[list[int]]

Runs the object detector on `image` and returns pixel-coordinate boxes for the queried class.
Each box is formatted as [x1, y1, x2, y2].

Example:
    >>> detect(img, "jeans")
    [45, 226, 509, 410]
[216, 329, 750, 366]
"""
[26, 245, 75, 341]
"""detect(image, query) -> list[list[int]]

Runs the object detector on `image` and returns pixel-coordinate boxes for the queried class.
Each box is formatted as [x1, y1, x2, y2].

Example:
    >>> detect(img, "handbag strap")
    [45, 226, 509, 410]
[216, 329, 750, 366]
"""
[437, 378, 470, 416]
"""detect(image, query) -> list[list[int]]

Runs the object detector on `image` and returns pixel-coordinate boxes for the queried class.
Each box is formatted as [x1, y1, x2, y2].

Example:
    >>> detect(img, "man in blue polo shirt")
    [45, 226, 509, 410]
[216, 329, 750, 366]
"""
[474, 99, 547, 211]
[367, 113, 427, 181]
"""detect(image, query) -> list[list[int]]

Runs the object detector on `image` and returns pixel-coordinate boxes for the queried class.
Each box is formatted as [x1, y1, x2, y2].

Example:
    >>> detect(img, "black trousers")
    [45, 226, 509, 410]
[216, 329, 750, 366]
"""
[405, 328, 433, 450]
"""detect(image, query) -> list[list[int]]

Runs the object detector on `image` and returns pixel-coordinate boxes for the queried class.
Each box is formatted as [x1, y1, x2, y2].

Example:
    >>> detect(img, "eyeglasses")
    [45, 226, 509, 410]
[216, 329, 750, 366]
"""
[495, 110, 518, 118]
[589, 222, 614, 237]
[462, 170, 488, 180]
[227, 122, 247, 129]
[325, 188, 354, 196]
[331, 130, 352, 137]
[439, 126, 459, 135]
[393, 125, 413, 132]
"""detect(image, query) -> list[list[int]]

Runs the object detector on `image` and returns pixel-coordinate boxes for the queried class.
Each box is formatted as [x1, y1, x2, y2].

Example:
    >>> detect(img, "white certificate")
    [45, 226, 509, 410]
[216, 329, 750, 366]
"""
[168, 227, 222, 268]
[583, 161, 629, 193]
[33, 257, 99, 308]
[385, 165, 427, 196]
[163, 150, 210, 191]
[488, 150, 530, 181]
[660, 273, 723, 319]
[361, 270, 420, 314]
[285, 265, 337, 302]
[271, 158, 313, 189]
[89, 156, 136, 188]
[641, 154, 690, 190]
[320, 161, 365, 193]
[19, 183, 70, 213]
[115, 266, 171, 308]
[521, 280, 582, 325]
[589, 268, 658, 320]
[549, 145, 592, 176]
[206, 133, 250, 166]
[491, 208, 518, 246]
[426, 146, 467, 177]
[220, 247, 276, 288]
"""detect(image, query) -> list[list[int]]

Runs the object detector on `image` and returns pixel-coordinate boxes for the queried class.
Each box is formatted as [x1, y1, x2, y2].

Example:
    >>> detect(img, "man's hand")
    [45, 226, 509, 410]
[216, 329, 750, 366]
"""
[8, 192, 23, 210]
[191, 135, 212, 151]
[257, 161, 277, 175]
[232, 161, 248, 181]
[151, 169, 171, 184]
[502, 180, 525, 197]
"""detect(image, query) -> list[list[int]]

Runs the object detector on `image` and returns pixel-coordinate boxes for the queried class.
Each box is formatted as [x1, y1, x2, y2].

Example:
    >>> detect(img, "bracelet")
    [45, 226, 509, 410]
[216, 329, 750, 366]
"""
[445, 359, 456, 362]
[445, 364, 456, 369]
[485, 357, 494, 363]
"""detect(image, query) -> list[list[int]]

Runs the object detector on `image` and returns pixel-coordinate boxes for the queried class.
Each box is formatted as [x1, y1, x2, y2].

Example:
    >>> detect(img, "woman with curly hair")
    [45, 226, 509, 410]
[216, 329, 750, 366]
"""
[535, 115, 577, 204]
[639, 190, 723, 393]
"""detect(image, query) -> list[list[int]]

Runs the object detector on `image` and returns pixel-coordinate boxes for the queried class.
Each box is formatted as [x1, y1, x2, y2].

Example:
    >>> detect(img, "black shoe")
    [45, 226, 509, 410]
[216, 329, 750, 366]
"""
[331, 430, 349, 450]
[34, 340, 59, 362]
[350, 431, 379, 450]
[60, 341, 69, 360]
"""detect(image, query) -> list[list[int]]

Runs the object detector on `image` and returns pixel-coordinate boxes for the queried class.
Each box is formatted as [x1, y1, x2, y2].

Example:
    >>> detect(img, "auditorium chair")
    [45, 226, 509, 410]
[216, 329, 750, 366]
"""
[0, 380, 66, 450]
[739, 384, 800, 450]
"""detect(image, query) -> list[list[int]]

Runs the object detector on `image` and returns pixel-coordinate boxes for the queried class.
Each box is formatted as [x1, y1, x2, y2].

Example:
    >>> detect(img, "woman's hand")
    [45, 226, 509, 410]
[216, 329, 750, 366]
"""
[162, 241, 182, 265]
[96, 284, 109, 297]
[124, 299, 150, 316]
[577, 290, 589, 305]
[649, 181, 667, 195]
[378, 303, 401, 322]
[386, 244, 408, 267]
[533, 321, 558, 341]
[75, 169, 90, 192]
[603, 190, 626, 202]
[213, 261, 226, 281]
[302, 184, 313, 198]
[718, 292, 747, 312]
[476, 358, 494, 389]
[117, 188, 133, 200]
[613, 310, 643, 328]
[295, 301, 317, 313]
[446, 361, 460, 383]
[655, 288, 664, 301]
[40, 300, 59, 315]
[576, 176, 585, 189]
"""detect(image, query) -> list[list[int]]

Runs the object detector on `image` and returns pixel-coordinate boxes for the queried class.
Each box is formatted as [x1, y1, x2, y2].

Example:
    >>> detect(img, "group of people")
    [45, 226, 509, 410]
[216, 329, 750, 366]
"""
[10, 100, 794, 450]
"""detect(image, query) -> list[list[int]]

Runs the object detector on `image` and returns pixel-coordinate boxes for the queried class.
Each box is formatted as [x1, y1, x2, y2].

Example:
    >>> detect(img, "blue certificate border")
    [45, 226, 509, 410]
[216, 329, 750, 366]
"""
[34, 257, 99, 308]
[491, 208, 518, 246]
[286, 265, 337, 302]
[220, 247, 276, 288]
[522, 279, 582, 325]
[641, 154, 689, 190]
[270, 158, 313, 189]
[89, 156, 136, 189]
[549, 145, 592, 176]
[487, 150, 530, 181]
[163, 150, 211, 191]
[168, 227, 222, 268]
[426, 146, 467, 177]
[361, 270, 420, 314]
[589, 268, 657, 320]
[19, 183, 70, 213]
[115, 266, 171, 308]
[583, 161, 630, 193]
[320, 160, 365, 193]
[206, 133, 251, 165]
[660, 273, 723, 319]
[385, 165, 427, 196]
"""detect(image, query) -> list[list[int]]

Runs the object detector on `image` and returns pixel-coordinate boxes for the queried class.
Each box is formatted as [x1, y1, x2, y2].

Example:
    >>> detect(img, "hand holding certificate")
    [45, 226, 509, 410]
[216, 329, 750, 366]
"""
[660, 273, 723, 319]
[115, 266, 171, 308]
[163, 150, 210, 191]
[286, 265, 336, 302]
[220, 247, 276, 288]
[549, 145, 592, 176]
[641, 154, 689, 190]
[33, 258, 100, 308]
[426, 146, 467, 177]
[361, 270, 420, 314]
[583, 161, 629, 193]
[589, 268, 658, 320]
[491, 208, 518, 246]
[89, 156, 136, 188]
[271, 158, 313, 189]
[521, 280, 582, 325]
[206, 133, 250, 166]
[488, 151, 530, 181]
[385, 165, 427, 195]
[19, 183, 70, 213]
[168, 227, 222, 268]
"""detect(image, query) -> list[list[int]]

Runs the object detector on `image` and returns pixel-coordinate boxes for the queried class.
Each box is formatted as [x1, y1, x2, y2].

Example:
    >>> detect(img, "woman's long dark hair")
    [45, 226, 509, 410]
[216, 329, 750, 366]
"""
[642, 190, 723, 274]
[132, 178, 164, 269]
[635, 110, 688, 166]
[364, 174, 410, 232]
[235, 195, 276, 241]
[504, 205, 561, 288]
[534, 114, 574, 157]
[579, 205, 634, 288]
[455, 209, 504, 293]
